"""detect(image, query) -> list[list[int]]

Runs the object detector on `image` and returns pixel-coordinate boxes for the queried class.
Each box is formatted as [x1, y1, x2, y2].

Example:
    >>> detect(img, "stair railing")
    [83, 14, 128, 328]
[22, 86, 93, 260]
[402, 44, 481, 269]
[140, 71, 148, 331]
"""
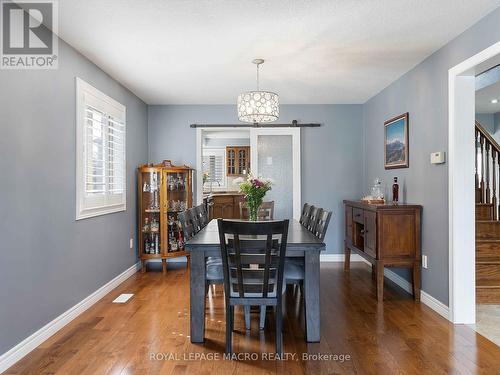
[476, 121, 500, 219]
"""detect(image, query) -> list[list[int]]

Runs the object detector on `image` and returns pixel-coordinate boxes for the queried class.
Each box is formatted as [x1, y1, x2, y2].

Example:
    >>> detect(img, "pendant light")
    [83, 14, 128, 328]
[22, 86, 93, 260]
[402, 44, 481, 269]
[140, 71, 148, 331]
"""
[237, 59, 279, 124]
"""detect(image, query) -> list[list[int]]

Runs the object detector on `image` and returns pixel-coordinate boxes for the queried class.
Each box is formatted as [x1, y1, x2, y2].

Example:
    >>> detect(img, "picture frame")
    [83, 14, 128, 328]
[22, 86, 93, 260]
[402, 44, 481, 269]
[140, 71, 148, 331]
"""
[384, 112, 409, 169]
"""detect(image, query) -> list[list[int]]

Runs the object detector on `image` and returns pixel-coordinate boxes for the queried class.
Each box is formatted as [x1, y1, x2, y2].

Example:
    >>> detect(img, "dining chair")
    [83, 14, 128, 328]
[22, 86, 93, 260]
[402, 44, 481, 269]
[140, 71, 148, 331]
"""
[194, 204, 209, 228]
[239, 201, 275, 220]
[306, 206, 322, 234]
[217, 219, 289, 355]
[285, 207, 332, 318]
[180, 210, 224, 294]
[178, 210, 197, 240]
[299, 203, 312, 226]
[312, 209, 332, 241]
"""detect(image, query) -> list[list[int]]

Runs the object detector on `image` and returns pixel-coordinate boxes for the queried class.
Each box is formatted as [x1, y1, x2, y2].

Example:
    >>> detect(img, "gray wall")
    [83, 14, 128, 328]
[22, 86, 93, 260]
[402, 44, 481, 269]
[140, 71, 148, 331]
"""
[476, 113, 495, 133]
[363, 7, 500, 305]
[148, 104, 363, 255]
[0, 40, 148, 354]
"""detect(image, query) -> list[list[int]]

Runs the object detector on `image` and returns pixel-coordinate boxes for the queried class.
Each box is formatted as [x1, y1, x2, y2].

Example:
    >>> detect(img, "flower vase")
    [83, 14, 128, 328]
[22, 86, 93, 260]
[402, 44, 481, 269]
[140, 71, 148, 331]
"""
[247, 199, 262, 221]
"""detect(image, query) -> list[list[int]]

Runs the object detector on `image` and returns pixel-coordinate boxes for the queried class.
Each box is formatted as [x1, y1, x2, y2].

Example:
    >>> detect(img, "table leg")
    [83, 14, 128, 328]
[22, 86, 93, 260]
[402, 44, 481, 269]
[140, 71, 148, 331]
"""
[304, 250, 321, 342]
[190, 251, 206, 343]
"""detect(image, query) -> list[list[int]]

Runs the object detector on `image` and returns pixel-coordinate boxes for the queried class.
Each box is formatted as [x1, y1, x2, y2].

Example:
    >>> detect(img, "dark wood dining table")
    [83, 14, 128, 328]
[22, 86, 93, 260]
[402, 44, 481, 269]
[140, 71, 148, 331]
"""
[185, 218, 325, 343]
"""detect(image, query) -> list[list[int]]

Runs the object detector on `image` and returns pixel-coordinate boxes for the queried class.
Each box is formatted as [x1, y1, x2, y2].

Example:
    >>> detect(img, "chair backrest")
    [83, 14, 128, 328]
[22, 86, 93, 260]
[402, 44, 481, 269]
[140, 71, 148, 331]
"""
[239, 201, 275, 220]
[306, 206, 322, 233]
[313, 209, 332, 241]
[299, 203, 312, 226]
[217, 219, 289, 303]
[178, 210, 198, 240]
[194, 204, 209, 228]
[188, 207, 202, 233]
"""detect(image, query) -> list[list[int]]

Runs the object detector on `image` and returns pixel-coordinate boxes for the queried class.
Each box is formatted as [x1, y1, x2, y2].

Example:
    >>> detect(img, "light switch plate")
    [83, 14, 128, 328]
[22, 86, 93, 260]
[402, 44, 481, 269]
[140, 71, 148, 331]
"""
[266, 156, 273, 165]
[129, 238, 134, 249]
[422, 255, 428, 269]
[430, 151, 445, 164]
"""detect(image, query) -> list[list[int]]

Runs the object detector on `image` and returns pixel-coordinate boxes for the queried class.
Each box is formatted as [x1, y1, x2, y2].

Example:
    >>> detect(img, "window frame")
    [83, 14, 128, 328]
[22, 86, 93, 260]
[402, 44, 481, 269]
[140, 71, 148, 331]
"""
[75, 77, 126, 220]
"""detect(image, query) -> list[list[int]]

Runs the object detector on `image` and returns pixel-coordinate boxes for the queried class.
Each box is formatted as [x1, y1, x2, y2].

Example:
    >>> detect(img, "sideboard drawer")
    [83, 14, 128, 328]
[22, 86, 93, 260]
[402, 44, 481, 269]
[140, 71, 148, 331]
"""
[353, 208, 364, 224]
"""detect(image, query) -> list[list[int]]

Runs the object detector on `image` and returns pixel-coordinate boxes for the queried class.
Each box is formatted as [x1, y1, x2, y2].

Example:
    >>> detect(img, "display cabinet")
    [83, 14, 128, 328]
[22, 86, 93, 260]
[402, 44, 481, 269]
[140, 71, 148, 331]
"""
[138, 162, 193, 273]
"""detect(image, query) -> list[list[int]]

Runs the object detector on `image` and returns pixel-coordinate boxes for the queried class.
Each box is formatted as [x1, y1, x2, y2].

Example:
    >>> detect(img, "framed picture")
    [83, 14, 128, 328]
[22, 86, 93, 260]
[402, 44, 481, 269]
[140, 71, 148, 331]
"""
[384, 113, 409, 169]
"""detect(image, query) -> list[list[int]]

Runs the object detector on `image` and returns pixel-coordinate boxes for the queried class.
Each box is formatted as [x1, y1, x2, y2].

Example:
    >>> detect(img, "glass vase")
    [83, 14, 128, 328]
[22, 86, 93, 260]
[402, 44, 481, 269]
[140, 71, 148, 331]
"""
[247, 198, 262, 221]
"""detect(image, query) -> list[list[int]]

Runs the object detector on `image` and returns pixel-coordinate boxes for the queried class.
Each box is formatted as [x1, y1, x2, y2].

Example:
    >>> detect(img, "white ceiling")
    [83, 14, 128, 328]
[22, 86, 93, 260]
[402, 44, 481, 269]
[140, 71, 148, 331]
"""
[57, 0, 500, 105]
[476, 79, 500, 113]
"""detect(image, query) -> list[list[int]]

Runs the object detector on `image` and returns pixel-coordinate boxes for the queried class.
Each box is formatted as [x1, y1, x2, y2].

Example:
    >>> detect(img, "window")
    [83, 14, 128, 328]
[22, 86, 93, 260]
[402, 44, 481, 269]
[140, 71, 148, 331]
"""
[76, 78, 126, 220]
[202, 148, 226, 189]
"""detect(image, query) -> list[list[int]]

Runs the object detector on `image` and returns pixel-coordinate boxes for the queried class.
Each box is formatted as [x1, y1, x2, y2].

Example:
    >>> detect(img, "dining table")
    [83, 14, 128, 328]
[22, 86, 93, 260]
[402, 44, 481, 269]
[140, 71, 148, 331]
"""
[185, 218, 325, 343]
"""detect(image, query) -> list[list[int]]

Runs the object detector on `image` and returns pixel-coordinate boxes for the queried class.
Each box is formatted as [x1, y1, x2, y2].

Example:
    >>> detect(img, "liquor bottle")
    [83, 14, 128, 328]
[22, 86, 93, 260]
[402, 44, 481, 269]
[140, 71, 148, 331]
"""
[145, 236, 150, 254]
[154, 234, 160, 254]
[177, 228, 184, 250]
[150, 218, 159, 233]
[392, 177, 399, 203]
[142, 217, 150, 233]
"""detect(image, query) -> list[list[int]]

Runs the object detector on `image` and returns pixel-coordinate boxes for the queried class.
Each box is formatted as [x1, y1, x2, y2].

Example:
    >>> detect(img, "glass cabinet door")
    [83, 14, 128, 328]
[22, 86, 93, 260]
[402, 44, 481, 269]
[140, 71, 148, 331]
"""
[163, 170, 188, 253]
[238, 148, 248, 175]
[140, 169, 161, 255]
[227, 148, 236, 175]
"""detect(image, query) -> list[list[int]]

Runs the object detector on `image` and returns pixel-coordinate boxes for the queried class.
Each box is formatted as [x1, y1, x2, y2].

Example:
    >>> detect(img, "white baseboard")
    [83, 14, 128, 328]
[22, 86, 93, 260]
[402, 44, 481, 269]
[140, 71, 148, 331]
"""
[383, 268, 450, 320]
[420, 290, 450, 320]
[0, 261, 140, 373]
[320, 253, 369, 263]
[321, 254, 450, 321]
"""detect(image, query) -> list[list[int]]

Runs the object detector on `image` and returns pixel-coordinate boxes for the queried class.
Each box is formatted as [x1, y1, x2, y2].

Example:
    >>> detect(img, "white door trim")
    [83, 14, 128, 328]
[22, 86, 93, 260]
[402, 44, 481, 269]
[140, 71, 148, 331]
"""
[448, 41, 500, 324]
[250, 128, 302, 220]
[195, 127, 248, 205]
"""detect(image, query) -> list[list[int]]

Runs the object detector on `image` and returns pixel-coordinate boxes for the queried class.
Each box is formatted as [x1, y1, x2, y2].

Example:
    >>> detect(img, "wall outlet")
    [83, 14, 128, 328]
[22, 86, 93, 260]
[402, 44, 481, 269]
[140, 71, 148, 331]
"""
[129, 238, 134, 249]
[422, 255, 428, 269]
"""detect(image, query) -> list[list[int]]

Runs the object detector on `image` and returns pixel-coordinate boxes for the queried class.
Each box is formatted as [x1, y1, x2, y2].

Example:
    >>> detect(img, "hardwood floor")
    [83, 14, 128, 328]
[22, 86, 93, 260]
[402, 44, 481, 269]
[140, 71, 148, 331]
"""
[5, 262, 500, 375]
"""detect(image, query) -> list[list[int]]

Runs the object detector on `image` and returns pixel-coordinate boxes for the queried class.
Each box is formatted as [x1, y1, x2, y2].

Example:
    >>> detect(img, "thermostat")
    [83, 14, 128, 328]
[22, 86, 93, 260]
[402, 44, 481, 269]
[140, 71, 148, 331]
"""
[430, 151, 446, 164]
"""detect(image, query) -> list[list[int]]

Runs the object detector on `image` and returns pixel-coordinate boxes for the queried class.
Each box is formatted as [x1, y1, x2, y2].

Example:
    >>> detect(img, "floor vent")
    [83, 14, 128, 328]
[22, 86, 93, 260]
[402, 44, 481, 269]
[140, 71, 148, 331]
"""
[112, 293, 134, 303]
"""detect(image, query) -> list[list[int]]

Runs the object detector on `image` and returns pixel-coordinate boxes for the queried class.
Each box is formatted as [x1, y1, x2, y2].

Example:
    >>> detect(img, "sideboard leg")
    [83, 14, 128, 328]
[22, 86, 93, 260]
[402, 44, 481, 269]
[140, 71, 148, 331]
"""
[162, 259, 167, 274]
[344, 245, 351, 271]
[141, 260, 146, 273]
[376, 261, 384, 302]
[413, 263, 421, 301]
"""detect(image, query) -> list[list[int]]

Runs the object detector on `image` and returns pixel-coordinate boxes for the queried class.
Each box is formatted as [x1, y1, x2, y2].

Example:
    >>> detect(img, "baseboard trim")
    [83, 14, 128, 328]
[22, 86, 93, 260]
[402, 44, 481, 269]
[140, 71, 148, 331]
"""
[321, 255, 450, 321]
[0, 261, 140, 373]
[383, 268, 450, 320]
[320, 253, 370, 263]
[420, 290, 450, 320]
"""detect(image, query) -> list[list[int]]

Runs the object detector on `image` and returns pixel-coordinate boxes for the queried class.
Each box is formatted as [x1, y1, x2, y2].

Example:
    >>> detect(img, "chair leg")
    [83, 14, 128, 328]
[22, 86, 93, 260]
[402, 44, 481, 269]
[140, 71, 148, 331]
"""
[244, 306, 251, 330]
[259, 306, 266, 330]
[275, 304, 283, 356]
[226, 305, 234, 355]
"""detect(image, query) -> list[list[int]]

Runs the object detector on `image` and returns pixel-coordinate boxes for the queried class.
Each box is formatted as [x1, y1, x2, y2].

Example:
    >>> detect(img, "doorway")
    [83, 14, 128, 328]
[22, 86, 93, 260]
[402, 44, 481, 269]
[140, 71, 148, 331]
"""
[449, 41, 500, 325]
[195, 127, 301, 220]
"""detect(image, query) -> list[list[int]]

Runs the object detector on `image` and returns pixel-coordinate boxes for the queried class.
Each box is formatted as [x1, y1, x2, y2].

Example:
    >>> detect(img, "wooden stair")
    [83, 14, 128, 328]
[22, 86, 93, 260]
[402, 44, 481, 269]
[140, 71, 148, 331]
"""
[475, 122, 500, 304]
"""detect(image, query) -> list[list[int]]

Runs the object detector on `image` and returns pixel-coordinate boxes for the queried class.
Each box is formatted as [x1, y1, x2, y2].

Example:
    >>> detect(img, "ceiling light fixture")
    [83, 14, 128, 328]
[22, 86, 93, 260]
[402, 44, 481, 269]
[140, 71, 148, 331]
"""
[237, 59, 279, 124]
[492, 99, 499, 104]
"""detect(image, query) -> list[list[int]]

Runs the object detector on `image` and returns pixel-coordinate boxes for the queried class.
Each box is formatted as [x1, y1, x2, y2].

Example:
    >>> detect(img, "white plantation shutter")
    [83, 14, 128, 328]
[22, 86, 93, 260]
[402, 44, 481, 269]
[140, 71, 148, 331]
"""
[76, 78, 126, 219]
[202, 149, 226, 188]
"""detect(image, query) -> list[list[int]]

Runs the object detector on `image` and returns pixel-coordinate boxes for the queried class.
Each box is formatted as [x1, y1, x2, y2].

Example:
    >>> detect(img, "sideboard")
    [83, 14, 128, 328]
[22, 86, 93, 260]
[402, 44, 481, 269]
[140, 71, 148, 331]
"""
[343, 200, 422, 302]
